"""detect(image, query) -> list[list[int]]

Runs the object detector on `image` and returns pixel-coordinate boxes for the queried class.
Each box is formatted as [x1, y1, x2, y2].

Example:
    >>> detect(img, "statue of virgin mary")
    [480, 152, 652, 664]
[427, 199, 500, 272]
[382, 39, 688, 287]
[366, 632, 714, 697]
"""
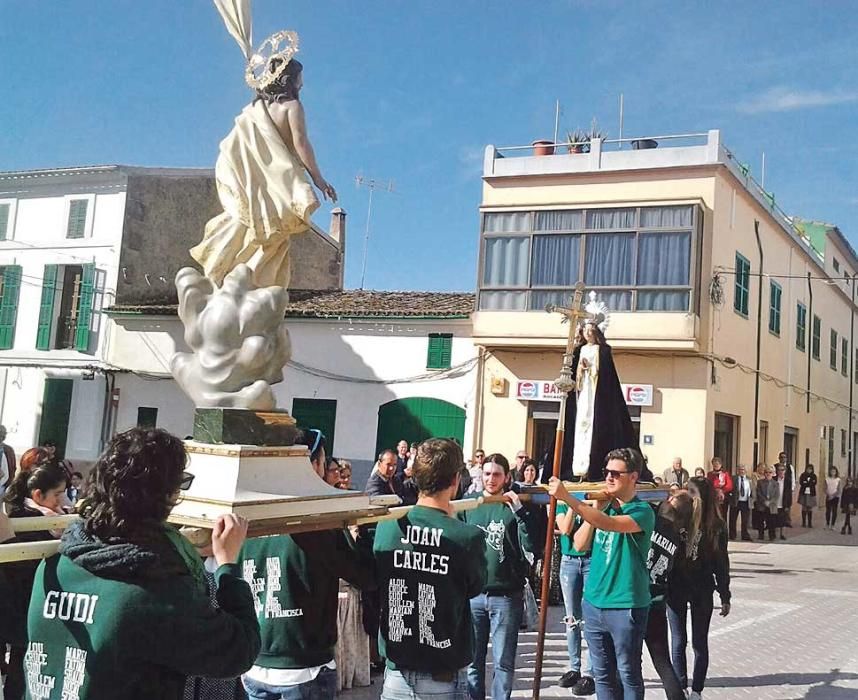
[542, 293, 652, 482]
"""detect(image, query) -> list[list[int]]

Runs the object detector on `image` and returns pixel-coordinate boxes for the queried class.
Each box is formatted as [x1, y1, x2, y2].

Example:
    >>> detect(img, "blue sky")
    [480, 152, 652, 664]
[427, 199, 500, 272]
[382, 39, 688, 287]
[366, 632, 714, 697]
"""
[2, 1, 857, 291]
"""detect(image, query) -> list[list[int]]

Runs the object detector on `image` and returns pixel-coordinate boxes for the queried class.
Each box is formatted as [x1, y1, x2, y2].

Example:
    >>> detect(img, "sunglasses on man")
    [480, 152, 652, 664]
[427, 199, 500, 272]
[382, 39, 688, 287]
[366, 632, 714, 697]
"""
[604, 467, 630, 480]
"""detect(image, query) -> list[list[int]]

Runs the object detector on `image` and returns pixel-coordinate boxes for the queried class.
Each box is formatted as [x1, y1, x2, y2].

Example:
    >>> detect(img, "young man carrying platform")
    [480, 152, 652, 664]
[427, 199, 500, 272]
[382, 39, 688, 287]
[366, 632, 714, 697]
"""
[549, 447, 655, 700]
[374, 438, 487, 700]
[238, 429, 377, 700]
[460, 453, 535, 700]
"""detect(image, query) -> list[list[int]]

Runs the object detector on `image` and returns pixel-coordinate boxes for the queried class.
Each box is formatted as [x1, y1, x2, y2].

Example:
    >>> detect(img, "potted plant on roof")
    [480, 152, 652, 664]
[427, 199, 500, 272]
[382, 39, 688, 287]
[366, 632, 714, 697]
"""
[531, 139, 556, 156]
[567, 124, 607, 154]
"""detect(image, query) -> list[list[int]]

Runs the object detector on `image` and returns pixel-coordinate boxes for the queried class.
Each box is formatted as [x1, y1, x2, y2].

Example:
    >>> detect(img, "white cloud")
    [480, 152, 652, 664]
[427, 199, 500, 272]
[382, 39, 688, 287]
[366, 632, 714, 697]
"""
[738, 86, 858, 114]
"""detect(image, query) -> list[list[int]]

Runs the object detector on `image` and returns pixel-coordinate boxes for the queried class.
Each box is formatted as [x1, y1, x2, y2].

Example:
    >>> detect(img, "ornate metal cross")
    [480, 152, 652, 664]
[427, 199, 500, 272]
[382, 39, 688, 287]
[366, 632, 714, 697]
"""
[546, 282, 592, 392]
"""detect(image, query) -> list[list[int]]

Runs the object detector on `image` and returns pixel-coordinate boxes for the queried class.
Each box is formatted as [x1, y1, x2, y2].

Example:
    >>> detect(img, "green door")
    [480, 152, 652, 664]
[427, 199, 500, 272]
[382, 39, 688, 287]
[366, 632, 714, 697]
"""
[375, 397, 466, 456]
[292, 398, 337, 456]
[38, 378, 74, 459]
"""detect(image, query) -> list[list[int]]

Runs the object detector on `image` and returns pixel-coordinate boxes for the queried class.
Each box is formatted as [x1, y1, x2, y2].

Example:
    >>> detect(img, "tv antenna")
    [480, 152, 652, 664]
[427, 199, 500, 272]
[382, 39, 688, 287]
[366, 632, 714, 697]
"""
[355, 175, 395, 289]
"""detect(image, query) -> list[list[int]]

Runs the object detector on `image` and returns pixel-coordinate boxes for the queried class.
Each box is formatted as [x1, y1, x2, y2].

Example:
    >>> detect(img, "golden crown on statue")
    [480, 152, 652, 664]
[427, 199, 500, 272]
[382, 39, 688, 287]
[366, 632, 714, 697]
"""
[245, 30, 300, 90]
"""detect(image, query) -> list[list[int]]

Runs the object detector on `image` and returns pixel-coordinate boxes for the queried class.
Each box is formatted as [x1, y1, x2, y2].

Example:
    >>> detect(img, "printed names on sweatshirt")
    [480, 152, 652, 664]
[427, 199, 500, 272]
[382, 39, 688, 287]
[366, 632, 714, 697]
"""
[243, 557, 304, 619]
[25, 642, 89, 700]
[388, 525, 452, 649]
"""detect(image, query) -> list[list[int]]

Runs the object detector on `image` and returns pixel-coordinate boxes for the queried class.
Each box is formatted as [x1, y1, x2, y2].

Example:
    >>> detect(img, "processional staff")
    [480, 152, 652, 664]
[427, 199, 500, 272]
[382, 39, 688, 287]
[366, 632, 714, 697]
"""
[532, 282, 594, 700]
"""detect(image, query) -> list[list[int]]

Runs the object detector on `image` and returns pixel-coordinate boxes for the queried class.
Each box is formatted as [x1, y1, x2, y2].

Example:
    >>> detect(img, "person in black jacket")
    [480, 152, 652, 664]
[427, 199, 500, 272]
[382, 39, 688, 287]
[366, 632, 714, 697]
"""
[646, 491, 695, 700]
[666, 477, 731, 700]
[840, 478, 858, 535]
[797, 464, 818, 528]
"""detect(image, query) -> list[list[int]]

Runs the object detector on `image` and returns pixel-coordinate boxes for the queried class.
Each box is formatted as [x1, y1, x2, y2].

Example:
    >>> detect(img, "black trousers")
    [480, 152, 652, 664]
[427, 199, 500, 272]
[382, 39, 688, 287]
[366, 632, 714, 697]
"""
[645, 602, 687, 700]
[757, 509, 776, 539]
[826, 498, 840, 527]
[728, 501, 750, 539]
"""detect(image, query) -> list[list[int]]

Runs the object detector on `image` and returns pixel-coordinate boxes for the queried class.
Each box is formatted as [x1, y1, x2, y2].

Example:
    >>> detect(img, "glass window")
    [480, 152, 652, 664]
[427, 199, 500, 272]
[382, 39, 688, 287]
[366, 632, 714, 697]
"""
[831, 329, 838, 370]
[768, 281, 782, 336]
[812, 316, 821, 360]
[588, 289, 632, 311]
[530, 289, 573, 311]
[585, 208, 636, 230]
[533, 210, 584, 231]
[0, 203, 9, 241]
[834, 258, 840, 272]
[483, 211, 530, 233]
[639, 206, 693, 228]
[637, 232, 690, 286]
[637, 290, 690, 311]
[842, 337, 849, 376]
[531, 235, 580, 287]
[483, 237, 529, 287]
[478, 290, 526, 311]
[734, 253, 750, 316]
[796, 302, 807, 352]
[584, 233, 634, 286]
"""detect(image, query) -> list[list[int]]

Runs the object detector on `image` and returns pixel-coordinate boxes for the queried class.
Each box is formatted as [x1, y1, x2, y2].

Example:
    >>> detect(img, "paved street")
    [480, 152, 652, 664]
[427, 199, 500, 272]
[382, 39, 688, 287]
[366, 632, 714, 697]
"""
[343, 524, 858, 700]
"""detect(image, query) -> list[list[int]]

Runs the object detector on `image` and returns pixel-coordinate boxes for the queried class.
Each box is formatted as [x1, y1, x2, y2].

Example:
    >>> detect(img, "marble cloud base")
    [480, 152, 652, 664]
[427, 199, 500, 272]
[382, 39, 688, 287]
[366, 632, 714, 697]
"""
[169, 441, 388, 535]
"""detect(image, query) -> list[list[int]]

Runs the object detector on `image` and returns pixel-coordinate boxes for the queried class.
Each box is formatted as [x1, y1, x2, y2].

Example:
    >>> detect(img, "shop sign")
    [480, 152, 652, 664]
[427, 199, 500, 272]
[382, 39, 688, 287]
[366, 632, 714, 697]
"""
[515, 380, 653, 407]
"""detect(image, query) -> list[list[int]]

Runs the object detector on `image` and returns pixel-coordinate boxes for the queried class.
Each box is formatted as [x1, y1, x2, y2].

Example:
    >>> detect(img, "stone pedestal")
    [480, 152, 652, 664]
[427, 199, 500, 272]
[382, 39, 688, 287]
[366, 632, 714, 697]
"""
[193, 408, 298, 446]
[169, 441, 387, 533]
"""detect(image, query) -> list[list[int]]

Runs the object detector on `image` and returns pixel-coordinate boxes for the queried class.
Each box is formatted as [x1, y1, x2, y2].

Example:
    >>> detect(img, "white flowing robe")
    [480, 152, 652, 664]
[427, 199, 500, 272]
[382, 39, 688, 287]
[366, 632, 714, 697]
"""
[190, 100, 319, 288]
[571, 343, 600, 477]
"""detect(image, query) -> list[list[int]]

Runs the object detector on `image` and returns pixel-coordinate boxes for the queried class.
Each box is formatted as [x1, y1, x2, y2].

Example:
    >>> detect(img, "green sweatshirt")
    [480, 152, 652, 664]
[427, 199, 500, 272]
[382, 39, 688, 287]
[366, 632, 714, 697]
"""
[374, 505, 486, 673]
[25, 521, 260, 700]
[238, 529, 376, 670]
[461, 495, 534, 593]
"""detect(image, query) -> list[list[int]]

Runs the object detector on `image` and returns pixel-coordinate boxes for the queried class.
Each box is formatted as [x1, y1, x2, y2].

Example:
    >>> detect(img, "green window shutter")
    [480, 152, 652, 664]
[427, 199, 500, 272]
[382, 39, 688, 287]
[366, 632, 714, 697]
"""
[74, 263, 96, 351]
[768, 282, 781, 335]
[66, 199, 88, 239]
[426, 334, 453, 370]
[0, 203, 10, 241]
[36, 265, 59, 350]
[733, 253, 750, 316]
[0, 266, 22, 349]
[795, 302, 806, 351]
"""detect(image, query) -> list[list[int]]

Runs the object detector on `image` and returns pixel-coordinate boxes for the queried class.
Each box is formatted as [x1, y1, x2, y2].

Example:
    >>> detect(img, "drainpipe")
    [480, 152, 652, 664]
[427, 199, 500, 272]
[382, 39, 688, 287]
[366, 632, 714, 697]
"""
[752, 221, 763, 470]
[849, 274, 856, 476]
[806, 272, 813, 415]
[472, 346, 487, 451]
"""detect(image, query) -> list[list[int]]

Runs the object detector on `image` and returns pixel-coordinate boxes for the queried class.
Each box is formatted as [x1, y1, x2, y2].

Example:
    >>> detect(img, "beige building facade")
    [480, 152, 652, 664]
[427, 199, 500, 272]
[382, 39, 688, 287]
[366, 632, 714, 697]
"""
[471, 131, 857, 479]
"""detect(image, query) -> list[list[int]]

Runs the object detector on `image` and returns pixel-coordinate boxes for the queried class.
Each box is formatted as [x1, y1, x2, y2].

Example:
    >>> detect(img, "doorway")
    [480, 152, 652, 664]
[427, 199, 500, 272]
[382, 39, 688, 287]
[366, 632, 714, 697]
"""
[713, 412, 739, 472]
[783, 426, 798, 469]
[375, 397, 465, 456]
[38, 378, 74, 459]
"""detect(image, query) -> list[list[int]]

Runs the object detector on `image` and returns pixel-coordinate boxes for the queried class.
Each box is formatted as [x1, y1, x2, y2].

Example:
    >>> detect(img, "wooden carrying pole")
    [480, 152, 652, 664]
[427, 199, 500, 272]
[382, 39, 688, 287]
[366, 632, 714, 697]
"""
[531, 393, 566, 700]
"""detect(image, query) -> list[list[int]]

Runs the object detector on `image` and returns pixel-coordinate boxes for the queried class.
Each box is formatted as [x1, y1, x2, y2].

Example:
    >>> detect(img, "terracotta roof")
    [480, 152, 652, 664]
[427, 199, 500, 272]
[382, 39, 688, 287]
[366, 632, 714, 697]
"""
[106, 289, 475, 319]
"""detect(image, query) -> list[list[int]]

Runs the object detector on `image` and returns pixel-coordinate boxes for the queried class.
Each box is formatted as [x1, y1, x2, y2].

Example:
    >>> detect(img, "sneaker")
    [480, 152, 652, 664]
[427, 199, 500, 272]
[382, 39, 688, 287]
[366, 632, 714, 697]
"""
[559, 670, 581, 688]
[688, 692, 703, 700]
[570, 676, 596, 696]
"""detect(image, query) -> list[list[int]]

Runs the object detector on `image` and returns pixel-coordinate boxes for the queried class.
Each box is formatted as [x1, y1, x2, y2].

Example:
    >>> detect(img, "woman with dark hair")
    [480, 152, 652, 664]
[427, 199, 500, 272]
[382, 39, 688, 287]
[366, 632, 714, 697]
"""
[2, 465, 68, 699]
[25, 427, 260, 699]
[666, 477, 731, 700]
[645, 491, 695, 700]
[798, 464, 817, 528]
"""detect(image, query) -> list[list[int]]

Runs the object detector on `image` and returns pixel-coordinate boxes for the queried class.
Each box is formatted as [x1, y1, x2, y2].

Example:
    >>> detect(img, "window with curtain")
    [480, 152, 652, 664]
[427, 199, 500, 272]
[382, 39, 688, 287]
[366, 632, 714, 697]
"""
[588, 289, 632, 311]
[483, 212, 530, 233]
[483, 236, 529, 287]
[585, 208, 636, 230]
[478, 290, 527, 310]
[530, 289, 572, 311]
[637, 232, 690, 286]
[637, 290, 689, 311]
[768, 281, 782, 335]
[734, 253, 750, 316]
[796, 302, 807, 352]
[584, 233, 634, 286]
[639, 206, 693, 228]
[531, 234, 580, 286]
[533, 210, 584, 231]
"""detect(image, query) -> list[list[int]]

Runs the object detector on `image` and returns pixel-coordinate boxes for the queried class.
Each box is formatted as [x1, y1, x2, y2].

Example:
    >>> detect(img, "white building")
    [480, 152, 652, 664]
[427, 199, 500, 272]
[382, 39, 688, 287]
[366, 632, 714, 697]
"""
[0, 164, 478, 483]
[107, 290, 476, 486]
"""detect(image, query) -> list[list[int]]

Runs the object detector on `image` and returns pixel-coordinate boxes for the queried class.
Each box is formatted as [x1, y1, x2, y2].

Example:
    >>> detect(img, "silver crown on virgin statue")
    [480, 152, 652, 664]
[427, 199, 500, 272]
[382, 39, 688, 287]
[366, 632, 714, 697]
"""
[245, 30, 300, 90]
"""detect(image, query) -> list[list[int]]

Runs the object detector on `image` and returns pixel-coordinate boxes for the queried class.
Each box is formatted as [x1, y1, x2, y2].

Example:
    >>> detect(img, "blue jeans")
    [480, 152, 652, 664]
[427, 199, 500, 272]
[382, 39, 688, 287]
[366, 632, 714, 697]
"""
[467, 591, 523, 700]
[243, 666, 337, 700]
[666, 590, 714, 693]
[381, 668, 469, 700]
[582, 600, 649, 700]
[559, 555, 591, 675]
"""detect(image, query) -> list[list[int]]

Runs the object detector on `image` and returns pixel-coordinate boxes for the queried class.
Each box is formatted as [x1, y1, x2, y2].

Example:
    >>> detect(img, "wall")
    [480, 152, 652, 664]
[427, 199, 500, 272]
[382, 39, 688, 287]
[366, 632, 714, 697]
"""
[109, 314, 477, 488]
[116, 170, 342, 306]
